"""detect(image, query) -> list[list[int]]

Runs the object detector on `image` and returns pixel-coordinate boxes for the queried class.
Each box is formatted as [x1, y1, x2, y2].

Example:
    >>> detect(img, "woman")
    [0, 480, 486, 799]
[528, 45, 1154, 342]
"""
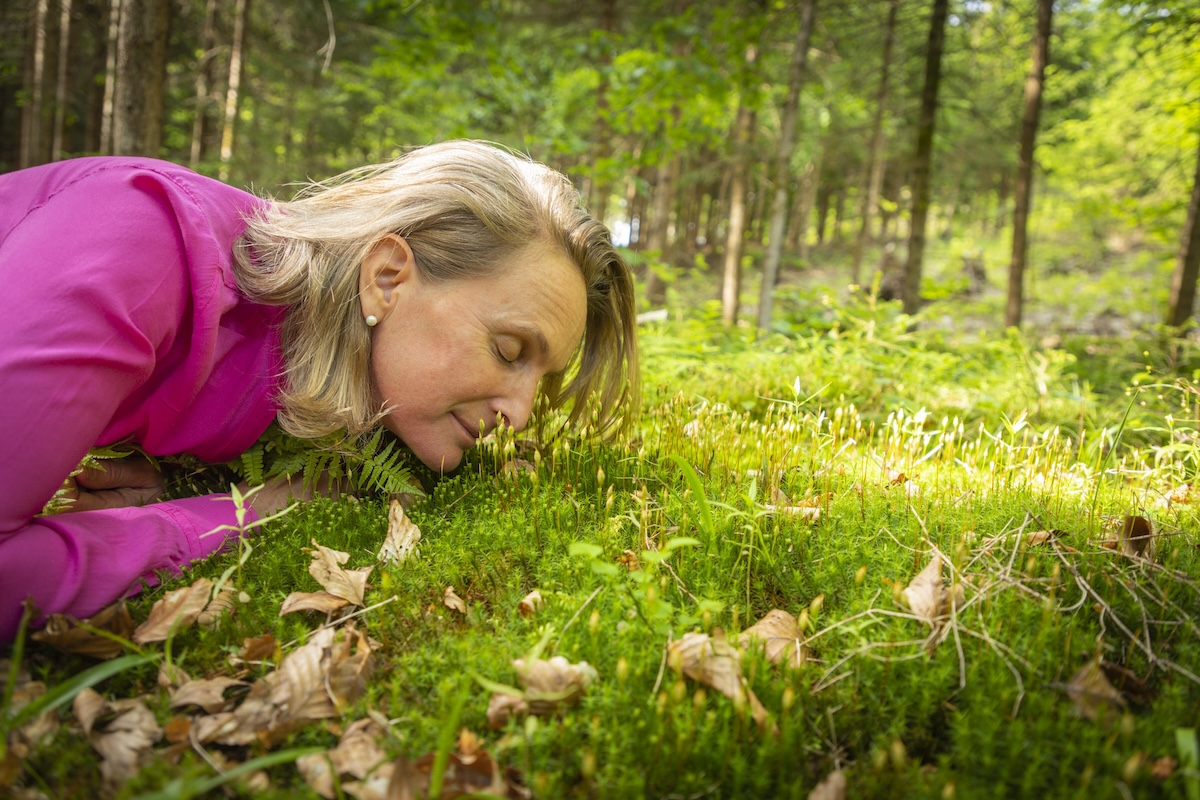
[0, 140, 638, 642]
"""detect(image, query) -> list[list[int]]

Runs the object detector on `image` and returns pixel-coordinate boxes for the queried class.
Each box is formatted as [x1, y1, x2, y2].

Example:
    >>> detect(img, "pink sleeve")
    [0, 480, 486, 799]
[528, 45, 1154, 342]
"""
[0, 166, 250, 642]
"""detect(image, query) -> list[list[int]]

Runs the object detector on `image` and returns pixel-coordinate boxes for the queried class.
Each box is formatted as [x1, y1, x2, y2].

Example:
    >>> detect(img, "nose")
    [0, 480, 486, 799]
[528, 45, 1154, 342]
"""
[492, 373, 538, 433]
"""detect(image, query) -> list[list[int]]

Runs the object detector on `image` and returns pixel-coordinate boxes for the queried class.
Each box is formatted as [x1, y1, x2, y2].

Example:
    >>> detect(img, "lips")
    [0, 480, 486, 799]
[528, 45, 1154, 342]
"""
[452, 413, 482, 447]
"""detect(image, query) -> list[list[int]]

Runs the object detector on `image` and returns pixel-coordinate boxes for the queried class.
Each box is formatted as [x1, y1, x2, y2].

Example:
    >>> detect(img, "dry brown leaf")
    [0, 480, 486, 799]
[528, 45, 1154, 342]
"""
[280, 591, 352, 617]
[386, 747, 528, 800]
[517, 590, 543, 617]
[307, 540, 373, 606]
[1066, 655, 1127, 722]
[808, 769, 847, 800]
[156, 662, 192, 690]
[198, 588, 236, 628]
[297, 718, 390, 799]
[514, 656, 597, 717]
[886, 469, 908, 485]
[133, 578, 214, 643]
[378, 499, 422, 565]
[170, 677, 249, 714]
[738, 609, 808, 668]
[237, 634, 278, 663]
[163, 715, 192, 745]
[1119, 514, 1156, 560]
[1026, 530, 1055, 546]
[902, 556, 963, 629]
[1151, 755, 1178, 780]
[0, 660, 58, 786]
[668, 631, 769, 729]
[328, 627, 375, 709]
[486, 693, 529, 730]
[31, 601, 134, 659]
[443, 586, 467, 614]
[275, 627, 340, 722]
[71, 689, 162, 788]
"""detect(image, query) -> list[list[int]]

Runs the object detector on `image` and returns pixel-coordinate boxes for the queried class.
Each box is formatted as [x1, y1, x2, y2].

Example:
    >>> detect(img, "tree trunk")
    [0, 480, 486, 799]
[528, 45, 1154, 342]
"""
[586, 0, 618, 222]
[189, 0, 218, 168]
[112, 0, 169, 155]
[20, 0, 50, 168]
[99, 0, 119, 154]
[793, 150, 822, 260]
[851, 0, 899, 286]
[1167, 135, 1200, 327]
[901, 0, 950, 315]
[51, 0, 73, 160]
[219, 0, 251, 181]
[721, 48, 758, 328]
[1005, 0, 1052, 328]
[757, 0, 817, 330]
[644, 150, 677, 307]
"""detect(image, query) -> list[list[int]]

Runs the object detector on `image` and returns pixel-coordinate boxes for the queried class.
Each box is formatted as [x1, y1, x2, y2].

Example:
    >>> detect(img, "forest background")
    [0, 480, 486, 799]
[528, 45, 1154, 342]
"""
[4, 0, 1200, 336]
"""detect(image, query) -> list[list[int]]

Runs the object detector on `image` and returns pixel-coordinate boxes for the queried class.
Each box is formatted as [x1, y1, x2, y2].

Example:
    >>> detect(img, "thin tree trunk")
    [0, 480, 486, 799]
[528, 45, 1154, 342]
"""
[1005, 0, 1052, 328]
[112, 0, 169, 155]
[190, 0, 218, 168]
[20, 0, 50, 168]
[851, 0, 899, 285]
[721, 44, 759, 327]
[587, 0, 618, 222]
[51, 0, 73, 160]
[793, 151, 822, 259]
[1167, 135, 1200, 327]
[758, 0, 817, 330]
[219, 0, 250, 181]
[901, 0, 950, 315]
[644, 150, 677, 307]
[99, 0, 119, 154]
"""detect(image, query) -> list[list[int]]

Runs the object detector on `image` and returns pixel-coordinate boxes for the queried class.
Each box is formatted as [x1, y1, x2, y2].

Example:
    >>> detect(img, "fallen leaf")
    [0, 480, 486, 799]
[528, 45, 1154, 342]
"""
[1151, 755, 1178, 780]
[1026, 530, 1057, 546]
[280, 591, 352, 617]
[236, 634, 278, 664]
[198, 588, 236, 628]
[886, 469, 908, 485]
[72, 689, 162, 788]
[738, 609, 807, 668]
[486, 693, 529, 730]
[808, 769, 847, 800]
[328, 627, 375, 709]
[133, 578, 214, 643]
[668, 631, 770, 729]
[0, 660, 58, 787]
[307, 540, 373, 606]
[1119, 514, 1155, 560]
[386, 745, 528, 800]
[514, 656, 597, 717]
[170, 677, 250, 714]
[1065, 655, 1127, 722]
[902, 556, 963, 630]
[297, 718, 390, 799]
[31, 602, 134, 659]
[517, 590, 543, 617]
[157, 662, 192, 690]
[444, 586, 467, 614]
[378, 499, 422, 565]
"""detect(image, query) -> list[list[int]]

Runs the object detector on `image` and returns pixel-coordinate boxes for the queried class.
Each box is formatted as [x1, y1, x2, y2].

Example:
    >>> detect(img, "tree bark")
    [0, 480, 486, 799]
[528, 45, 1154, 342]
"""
[850, 0, 898, 286]
[1005, 0, 1052, 328]
[901, 0, 950, 315]
[99, 0, 119, 154]
[112, 0, 169, 155]
[721, 41, 759, 327]
[51, 0, 73, 160]
[189, 0, 218, 168]
[219, 0, 251, 181]
[20, 0, 50, 168]
[1167, 135, 1200, 327]
[644, 147, 678, 307]
[757, 0, 817, 331]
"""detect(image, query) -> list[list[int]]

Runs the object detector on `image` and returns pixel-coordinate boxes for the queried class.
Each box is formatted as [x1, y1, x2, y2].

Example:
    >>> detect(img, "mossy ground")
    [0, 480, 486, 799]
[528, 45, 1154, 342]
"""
[6, 241, 1200, 799]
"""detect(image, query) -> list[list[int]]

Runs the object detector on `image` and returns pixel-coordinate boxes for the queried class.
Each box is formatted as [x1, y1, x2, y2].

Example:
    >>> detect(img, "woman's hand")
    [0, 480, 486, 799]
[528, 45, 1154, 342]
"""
[239, 473, 343, 520]
[66, 457, 165, 512]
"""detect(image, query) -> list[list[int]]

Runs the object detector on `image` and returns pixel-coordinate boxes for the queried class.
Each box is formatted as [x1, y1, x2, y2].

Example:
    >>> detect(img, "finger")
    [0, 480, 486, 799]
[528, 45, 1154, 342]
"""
[69, 485, 163, 513]
[77, 457, 164, 491]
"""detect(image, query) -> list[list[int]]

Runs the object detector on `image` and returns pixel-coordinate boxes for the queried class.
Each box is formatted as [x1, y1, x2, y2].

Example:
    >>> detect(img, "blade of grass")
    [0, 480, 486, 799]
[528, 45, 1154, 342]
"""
[668, 455, 714, 540]
[129, 745, 324, 800]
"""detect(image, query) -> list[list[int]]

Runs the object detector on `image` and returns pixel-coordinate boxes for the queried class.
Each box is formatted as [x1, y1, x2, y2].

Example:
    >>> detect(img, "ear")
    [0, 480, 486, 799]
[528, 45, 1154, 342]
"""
[359, 234, 416, 322]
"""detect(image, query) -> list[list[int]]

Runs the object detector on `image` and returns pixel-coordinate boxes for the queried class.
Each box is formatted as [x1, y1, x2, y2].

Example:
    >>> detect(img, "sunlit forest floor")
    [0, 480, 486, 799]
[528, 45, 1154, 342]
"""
[4, 233, 1200, 799]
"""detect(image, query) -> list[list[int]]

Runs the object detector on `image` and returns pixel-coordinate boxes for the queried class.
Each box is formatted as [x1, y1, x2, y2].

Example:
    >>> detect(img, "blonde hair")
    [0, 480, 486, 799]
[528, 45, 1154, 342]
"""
[232, 140, 638, 443]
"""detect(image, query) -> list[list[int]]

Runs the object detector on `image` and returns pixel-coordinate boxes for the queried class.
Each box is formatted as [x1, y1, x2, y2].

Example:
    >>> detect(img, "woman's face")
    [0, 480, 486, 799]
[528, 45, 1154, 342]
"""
[362, 236, 587, 472]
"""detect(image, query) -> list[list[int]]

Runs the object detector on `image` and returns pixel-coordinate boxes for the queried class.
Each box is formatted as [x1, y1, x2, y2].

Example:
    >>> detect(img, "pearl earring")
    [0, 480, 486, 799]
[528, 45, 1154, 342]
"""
[365, 315, 379, 327]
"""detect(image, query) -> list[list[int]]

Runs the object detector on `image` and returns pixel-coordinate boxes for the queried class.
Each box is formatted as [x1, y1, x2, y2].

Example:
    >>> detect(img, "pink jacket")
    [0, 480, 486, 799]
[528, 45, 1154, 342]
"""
[0, 157, 287, 641]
